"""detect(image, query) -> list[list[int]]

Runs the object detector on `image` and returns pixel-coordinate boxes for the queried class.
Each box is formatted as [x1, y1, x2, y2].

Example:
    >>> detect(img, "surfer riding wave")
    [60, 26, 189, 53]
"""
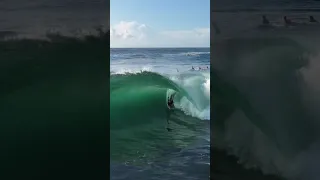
[167, 94, 175, 109]
[166, 93, 176, 131]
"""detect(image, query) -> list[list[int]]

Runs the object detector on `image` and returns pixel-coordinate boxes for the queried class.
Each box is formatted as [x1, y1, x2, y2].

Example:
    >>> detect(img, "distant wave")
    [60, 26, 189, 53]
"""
[0, 25, 108, 41]
[181, 52, 210, 56]
[0, 29, 109, 95]
[110, 49, 210, 61]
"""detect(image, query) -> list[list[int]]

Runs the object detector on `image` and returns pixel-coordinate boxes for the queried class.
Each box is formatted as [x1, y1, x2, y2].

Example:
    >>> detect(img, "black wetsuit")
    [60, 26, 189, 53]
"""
[168, 98, 174, 109]
[262, 16, 270, 25]
[310, 16, 318, 23]
[284, 16, 293, 26]
[166, 97, 174, 131]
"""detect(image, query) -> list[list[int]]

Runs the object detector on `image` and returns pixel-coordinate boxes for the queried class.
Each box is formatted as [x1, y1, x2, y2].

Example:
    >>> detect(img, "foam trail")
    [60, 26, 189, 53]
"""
[111, 66, 153, 75]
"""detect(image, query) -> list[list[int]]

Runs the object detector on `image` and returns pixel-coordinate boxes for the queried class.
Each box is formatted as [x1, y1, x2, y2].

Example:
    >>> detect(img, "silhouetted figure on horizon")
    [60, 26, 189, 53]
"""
[212, 22, 221, 34]
[262, 15, 270, 25]
[284, 16, 297, 27]
[310, 16, 318, 23]
[284, 16, 294, 26]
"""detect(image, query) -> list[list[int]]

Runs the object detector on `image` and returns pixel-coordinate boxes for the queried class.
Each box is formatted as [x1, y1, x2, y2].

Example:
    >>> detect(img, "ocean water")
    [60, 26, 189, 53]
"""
[110, 48, 210, 180]
[0, 0, 107, 39]
[212, 1, 320, 180]
[0, 35, 109, 179]
[0, 1, 109, 178]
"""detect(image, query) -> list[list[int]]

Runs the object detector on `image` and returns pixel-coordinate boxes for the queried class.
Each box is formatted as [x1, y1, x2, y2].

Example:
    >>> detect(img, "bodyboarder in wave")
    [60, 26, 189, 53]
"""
[166, 93, 176, 131]
[167, 95, 174, 109]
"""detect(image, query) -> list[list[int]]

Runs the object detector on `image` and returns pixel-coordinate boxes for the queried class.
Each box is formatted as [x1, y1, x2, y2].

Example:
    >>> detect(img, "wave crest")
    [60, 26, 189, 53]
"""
[110, 71, 209, 129]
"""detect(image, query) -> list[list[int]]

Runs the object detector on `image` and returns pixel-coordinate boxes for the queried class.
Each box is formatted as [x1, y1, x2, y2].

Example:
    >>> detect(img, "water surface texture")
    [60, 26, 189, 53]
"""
[110, 48, 210, 180]
[212, 0, 320, 179]
[0, 1, 109, 178]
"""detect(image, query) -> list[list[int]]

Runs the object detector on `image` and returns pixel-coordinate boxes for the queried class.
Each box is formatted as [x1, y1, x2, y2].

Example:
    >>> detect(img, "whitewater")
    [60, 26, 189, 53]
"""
[212, 10, 320, 180]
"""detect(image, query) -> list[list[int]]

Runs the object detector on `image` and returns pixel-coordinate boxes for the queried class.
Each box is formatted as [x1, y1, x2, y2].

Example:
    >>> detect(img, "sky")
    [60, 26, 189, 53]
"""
[110, 0, 210, 48]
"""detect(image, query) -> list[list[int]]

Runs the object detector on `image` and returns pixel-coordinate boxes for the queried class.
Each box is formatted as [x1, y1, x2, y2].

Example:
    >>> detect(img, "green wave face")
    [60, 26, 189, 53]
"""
[111, 86, 168, 129]
[110, 71, 195, 129]
[110, 71, 206, 163]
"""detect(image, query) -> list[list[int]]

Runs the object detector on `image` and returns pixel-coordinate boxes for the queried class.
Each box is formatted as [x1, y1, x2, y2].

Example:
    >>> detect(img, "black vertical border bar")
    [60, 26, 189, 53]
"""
[0, 1, 111, 179]
[107, 0, 111, 179]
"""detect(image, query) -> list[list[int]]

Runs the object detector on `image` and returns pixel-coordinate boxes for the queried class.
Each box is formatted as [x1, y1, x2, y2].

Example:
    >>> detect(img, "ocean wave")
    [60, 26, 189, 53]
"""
[0, 25, 108, 41]
[181, 52, 210, 56]
[212, 35, 320, 180]
[0, 30, 108, 95]
[0, 32, 109, 174]
[111, 71, 209, 124]
[110, 70, 210, 163]
[110, 67, 154, 75]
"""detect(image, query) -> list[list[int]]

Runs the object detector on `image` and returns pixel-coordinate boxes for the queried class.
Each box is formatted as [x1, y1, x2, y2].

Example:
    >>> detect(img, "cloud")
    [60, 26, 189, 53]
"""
[110, 21, 209, 48]
[161, 28, 210, 39]
[110, 21, 147, 40]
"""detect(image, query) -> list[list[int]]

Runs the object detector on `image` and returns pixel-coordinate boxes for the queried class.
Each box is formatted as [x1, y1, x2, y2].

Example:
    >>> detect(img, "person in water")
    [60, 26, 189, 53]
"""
[166, 94, 175, 131]
[310, 16, 318, 23]
[262, 15, 270, 25]
[191, 66, 195, 70]
[284, 16, 293, 26]
[167, 95, 174, 109]
[212, 22, 221, 34]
